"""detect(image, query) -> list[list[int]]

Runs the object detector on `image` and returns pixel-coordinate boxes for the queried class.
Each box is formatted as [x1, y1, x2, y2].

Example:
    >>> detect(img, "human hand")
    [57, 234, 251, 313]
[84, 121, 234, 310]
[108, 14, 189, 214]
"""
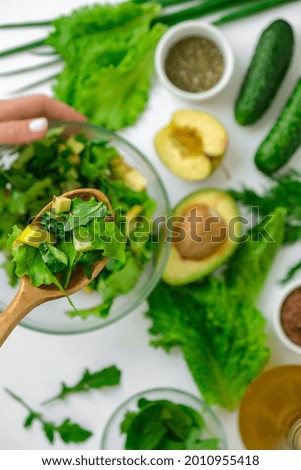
[0, 95, 87, 145]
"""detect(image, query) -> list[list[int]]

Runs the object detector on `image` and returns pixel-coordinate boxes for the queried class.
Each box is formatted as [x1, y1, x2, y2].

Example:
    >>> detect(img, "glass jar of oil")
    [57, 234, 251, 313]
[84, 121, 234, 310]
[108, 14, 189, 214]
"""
[239, 365, 301, 450]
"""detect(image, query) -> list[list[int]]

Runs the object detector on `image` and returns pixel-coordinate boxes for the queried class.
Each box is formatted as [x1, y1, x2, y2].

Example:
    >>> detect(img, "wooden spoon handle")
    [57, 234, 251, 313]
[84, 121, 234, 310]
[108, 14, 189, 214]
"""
[0, 277, 45, 346]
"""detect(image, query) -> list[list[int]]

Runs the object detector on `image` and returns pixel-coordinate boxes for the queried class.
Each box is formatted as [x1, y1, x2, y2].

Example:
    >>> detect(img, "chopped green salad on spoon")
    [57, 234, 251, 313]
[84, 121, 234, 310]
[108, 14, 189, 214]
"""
[0, 129, 157, 319]
[8, 194, 126, 295]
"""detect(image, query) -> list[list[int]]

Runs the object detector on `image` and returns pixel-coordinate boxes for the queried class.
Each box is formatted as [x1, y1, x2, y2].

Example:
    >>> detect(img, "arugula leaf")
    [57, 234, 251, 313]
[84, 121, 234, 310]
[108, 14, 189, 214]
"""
[40, 211, 66, 241]
[65, 200, 108, 231]
[5, 389, 92, 445]
[39, 242, 68, 274]
[56, 239, 77, 288]
[125, 403, 168, 450]
[67, 255, 141, 319]
[120, 411, 137, 434]
[186, 430, 220, 450]
[55, 419, 92, 444]
[41, 365, 121, 405]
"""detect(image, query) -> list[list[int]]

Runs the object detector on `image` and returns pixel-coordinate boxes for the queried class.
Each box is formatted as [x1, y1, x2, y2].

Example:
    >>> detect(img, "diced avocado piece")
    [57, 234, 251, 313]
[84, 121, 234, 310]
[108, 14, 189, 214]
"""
[66, 136, 85, 154]
[110, 156, 147, 192]
[58, 143, 67, 154]
[162, 189, 241, 286]
[14, 224, 55, 248]
[110, 156, 128, 178]
[39, 242, 68, 273]
[52, 196, 72, 213]
[124, 170, 147, 193]
[73, 227, 94, 252]
[68, 153, 81, 165]
[125, 205, 143, 235]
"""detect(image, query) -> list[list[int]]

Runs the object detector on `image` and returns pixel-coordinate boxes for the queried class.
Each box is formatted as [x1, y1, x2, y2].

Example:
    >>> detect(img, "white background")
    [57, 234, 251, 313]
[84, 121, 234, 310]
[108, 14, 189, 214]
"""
[0, 0, 301, 451]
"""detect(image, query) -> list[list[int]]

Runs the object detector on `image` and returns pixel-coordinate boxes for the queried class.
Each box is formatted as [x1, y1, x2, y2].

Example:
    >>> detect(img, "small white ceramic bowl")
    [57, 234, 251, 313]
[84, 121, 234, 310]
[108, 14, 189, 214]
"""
[155, 21, 234, 101]
[274, 280, 301, 355]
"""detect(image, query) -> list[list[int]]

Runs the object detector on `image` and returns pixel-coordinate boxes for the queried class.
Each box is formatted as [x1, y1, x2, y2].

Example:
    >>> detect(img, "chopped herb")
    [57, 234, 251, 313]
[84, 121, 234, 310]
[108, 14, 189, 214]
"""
[65, 199, 108, 232]
[6, 389, 92, 445]
[41, 365, 121, 405]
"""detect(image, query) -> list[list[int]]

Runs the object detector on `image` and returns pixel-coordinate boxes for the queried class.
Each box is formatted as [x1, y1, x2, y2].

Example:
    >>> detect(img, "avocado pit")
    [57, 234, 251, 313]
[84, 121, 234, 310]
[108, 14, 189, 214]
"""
[173, 204, 228, 261]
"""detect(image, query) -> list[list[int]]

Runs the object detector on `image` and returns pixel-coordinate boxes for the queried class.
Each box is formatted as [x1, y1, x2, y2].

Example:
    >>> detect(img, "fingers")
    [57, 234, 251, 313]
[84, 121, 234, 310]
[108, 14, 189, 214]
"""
[0, 95, 87, 123]
[0, 118, 48, 145]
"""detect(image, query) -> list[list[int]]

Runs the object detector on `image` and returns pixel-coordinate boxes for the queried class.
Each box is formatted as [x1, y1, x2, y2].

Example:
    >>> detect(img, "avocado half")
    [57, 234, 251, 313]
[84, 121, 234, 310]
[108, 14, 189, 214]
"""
[155, 110, 228, 181]
[162, 189, 241, 286]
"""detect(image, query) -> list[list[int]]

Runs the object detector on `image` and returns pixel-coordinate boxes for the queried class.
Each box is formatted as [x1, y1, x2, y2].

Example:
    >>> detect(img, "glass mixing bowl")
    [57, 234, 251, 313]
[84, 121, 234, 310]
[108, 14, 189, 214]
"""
[101, 387, 228, 450]
[0, 122, 170, 334]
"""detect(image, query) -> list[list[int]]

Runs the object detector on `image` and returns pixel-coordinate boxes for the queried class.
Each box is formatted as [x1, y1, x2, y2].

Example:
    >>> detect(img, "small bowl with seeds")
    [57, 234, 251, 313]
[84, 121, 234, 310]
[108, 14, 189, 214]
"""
[274, 280, 301, 355]
[155, 21, 234, 101]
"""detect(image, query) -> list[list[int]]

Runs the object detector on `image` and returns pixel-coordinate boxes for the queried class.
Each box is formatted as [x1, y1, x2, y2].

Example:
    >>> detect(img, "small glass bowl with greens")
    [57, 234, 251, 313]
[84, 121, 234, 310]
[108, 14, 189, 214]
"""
[0, 123, 170, 334]
[101, 388, 227, 450]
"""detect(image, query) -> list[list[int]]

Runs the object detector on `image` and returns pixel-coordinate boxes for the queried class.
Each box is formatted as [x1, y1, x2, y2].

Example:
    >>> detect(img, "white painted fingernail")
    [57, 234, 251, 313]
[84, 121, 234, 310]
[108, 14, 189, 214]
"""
[29, 117, 48, 132]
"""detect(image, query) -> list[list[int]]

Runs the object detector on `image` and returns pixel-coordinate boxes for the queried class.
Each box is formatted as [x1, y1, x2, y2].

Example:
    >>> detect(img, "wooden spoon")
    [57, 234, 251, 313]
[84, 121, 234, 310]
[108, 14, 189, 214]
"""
[0, 188, 111, 346]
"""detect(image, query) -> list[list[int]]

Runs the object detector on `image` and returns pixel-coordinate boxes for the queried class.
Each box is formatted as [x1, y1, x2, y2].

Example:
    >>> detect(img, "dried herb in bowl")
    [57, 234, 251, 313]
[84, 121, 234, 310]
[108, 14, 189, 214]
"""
[164, 36, 224, 93]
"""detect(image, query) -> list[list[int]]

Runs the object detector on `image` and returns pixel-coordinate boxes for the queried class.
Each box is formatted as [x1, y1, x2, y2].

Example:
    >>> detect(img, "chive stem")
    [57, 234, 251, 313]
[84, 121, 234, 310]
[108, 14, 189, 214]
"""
[0, 58, 62, 77]
[0, 20, 53, 29]
[0, 39, 46, 59]
[153, 0, 257, 26]
[31, 49, 58, 57]
[133, 0, 198, 6]
[8, 73, 59, 95]
[213, 0, 299, 25]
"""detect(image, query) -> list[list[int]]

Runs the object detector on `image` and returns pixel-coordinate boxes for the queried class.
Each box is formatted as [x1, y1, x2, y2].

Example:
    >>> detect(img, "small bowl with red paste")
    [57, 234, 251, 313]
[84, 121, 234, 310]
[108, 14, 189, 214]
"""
[275, 281, 301, 354]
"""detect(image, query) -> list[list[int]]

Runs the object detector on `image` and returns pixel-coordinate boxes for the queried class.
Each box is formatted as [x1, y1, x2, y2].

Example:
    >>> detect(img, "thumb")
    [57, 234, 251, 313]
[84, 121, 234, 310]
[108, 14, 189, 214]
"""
[0, 117, 48, 145]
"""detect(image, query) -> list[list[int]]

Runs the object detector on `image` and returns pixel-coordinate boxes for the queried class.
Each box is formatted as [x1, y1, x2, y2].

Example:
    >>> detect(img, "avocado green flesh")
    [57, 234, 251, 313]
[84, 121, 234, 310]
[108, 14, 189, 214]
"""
[162, 189, 241, 286]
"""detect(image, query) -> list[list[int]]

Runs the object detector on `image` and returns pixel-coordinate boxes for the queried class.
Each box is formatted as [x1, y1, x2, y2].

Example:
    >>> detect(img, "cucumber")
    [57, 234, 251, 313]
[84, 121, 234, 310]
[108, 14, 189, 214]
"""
[255, 78, 301, 175]
[235, 19, 294, 126]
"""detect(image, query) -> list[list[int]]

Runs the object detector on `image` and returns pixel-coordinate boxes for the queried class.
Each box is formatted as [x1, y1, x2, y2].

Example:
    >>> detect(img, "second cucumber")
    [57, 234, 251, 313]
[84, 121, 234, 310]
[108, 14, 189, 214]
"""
[235, 19, 294, 126]
[255, 78, 301, 175]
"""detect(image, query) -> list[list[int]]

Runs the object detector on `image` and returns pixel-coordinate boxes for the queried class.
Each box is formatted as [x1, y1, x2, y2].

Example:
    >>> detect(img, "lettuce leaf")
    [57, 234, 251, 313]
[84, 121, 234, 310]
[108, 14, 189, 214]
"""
[147, 279, 270, 411]
[71, 24, 166, 130]
[8, 226, 63, 289]
[47, 2, 162, 63]
[48, 2, 166, 129]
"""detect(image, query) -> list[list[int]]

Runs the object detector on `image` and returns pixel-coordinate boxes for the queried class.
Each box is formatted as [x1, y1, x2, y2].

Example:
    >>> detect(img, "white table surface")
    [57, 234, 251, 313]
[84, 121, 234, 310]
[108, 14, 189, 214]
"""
[0, 0, 301, 451]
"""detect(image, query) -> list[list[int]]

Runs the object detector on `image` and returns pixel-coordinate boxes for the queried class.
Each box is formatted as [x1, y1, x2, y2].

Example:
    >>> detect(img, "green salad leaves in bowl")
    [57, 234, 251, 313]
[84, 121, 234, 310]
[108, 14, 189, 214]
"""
[0, 123, 170, 334]
[101, 388, 227, 450]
